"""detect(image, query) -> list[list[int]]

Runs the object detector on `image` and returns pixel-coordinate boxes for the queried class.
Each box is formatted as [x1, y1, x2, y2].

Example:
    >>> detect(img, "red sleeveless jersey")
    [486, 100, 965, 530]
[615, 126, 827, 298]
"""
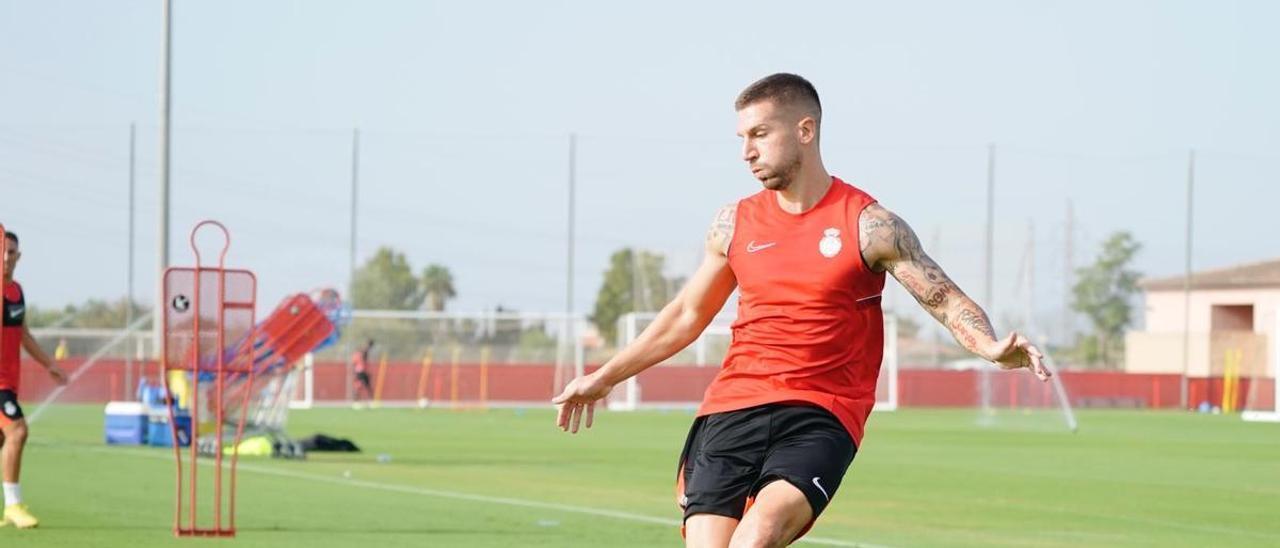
[1, 281, 26, 393]
[697, 178, 885, 445]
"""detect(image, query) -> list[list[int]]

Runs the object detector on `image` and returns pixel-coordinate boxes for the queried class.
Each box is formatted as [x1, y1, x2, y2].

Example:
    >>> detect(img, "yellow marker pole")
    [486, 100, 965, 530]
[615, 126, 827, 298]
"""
[372, 352, 389, 408]
[450, 346, 461, 410]
[1231, 350, 1239, 412]
[479, 346, 491, 410]
[1221, 349, 1237, 413]
[1220, 349, 1228, 412]
[1225, 350, 1233, 413]
[1226, 349, 1242, 412]
[1237, 349, 1245, 411]
[416, 347, 434, 408]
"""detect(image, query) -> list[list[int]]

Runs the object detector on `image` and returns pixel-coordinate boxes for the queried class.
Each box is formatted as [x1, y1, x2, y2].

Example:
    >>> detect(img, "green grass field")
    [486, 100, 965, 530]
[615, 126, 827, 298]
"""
[6, 405, 1278, 547]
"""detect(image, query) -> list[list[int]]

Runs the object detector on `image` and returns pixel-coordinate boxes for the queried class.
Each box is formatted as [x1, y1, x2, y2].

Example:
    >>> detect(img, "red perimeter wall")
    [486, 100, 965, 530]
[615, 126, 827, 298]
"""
[12, 359, 1275, 411]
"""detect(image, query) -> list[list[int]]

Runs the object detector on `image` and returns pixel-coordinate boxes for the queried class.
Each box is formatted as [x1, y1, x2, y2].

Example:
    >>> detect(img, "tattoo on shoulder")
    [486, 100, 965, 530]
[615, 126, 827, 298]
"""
[860, 205, 931, 271]
[706, 203, 737, 250]
[858, 204, 897, 266]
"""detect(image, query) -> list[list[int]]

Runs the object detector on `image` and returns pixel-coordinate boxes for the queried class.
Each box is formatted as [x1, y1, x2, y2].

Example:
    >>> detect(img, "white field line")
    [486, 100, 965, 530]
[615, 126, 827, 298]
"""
[83, 445, 886, 547]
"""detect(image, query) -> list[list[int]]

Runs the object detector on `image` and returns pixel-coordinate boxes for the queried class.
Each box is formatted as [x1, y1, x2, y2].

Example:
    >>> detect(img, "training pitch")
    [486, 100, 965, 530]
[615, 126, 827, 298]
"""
[10, 405, 1279, 547]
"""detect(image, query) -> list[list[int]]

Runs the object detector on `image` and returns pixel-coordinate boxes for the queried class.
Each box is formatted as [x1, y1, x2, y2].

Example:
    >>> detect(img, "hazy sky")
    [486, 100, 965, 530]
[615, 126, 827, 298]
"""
[2, 0, 1276, 339]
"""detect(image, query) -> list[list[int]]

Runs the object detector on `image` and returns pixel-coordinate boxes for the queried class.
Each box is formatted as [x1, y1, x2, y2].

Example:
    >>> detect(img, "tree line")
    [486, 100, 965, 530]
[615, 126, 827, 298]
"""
[28, 234, 1142, 369]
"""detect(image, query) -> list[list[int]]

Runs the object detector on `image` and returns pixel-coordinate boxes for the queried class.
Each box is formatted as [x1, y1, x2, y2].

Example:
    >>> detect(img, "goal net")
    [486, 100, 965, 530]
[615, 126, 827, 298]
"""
[307, 310, 589, 408]
[607, 312, 899, 411]
[974, 332, 1079, 432]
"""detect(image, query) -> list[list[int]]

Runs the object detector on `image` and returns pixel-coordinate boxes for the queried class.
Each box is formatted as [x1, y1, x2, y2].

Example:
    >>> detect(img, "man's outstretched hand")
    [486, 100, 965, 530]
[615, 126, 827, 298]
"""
[983, 332, 1051, 381]
[552, 373, 613, 434]
[48, 365, 69, 385]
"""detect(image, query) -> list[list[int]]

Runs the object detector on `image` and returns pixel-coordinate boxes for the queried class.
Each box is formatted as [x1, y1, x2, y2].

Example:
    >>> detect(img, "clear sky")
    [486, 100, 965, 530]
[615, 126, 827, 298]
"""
[2, 0, 1276, 340]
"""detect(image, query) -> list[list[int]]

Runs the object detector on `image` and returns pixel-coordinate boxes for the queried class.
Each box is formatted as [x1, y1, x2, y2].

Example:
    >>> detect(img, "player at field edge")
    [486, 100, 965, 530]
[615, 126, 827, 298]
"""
[552, 73, 1050, 548]
[1, 229, 69, 529]
[352, 339, 375, 408]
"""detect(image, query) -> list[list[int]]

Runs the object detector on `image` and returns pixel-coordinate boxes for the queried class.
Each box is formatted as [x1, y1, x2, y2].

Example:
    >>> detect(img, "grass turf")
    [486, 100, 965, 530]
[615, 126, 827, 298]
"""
[6, 405, 1278, 547]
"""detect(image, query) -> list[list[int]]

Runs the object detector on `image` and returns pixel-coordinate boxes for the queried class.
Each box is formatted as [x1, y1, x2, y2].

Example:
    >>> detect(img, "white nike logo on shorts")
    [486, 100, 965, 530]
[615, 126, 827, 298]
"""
[812, 477, 830, 501]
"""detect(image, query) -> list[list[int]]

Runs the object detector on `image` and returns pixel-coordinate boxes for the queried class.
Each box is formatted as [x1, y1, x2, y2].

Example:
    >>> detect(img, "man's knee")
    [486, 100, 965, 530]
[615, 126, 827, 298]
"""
[685, 513, 738, 548]
[732, 516, 798, 548]
[4, 421, 27, 445]
[730, 481, 813, 548]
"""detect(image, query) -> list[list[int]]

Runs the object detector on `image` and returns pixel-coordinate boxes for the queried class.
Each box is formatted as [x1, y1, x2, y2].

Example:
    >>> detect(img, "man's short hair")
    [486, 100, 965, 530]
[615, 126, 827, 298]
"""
[3, 231, 16, 246]
[735, 73, 822, 121]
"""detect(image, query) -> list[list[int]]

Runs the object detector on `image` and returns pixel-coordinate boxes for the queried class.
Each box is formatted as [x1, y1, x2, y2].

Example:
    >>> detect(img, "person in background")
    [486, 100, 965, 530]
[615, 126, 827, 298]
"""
[1, 229, 69, 529]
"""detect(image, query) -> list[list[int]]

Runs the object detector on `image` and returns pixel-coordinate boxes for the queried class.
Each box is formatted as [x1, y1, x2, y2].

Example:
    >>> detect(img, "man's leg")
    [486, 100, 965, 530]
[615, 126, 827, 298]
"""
[355, 375, 372, 400]
[351, 377, 368, 408]
[685, 514, 739, 548]
[678, 407, 773, 548]
[1, 418, 40, 529]
[1, 419, 25, 486]
[731, 405, 857, 547]
[728, 480, 812, 548]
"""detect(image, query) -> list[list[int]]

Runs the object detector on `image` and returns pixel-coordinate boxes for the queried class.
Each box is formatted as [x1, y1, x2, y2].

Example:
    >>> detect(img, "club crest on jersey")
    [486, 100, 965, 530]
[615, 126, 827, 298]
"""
[819, 228, 842, 258]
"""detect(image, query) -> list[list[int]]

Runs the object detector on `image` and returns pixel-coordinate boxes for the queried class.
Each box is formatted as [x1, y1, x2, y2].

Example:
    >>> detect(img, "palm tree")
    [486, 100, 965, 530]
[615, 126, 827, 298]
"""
[420, 264, 456, 312]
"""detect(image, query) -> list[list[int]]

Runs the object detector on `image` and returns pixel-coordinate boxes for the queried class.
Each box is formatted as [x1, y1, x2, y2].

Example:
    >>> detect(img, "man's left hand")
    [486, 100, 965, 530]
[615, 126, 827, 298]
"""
[984, 332, 1051, 381]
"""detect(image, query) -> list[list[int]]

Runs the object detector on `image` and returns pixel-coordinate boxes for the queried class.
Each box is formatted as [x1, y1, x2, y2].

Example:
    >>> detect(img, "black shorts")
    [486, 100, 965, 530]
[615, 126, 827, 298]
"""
[677, 403, 856, 522]
[0, 389, 24, 427]
[355, 372, 372, 388]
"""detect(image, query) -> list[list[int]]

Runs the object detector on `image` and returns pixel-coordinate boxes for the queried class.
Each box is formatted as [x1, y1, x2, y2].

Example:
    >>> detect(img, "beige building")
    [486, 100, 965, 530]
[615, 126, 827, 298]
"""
[1126, 259, 1279, 379]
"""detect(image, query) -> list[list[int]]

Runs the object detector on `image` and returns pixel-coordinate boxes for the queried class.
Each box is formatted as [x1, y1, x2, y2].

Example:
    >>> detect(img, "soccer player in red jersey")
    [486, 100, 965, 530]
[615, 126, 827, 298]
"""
[552, 74, 1050, 547]
[1, 230, 68, 529]
[351, 339, 375, 408]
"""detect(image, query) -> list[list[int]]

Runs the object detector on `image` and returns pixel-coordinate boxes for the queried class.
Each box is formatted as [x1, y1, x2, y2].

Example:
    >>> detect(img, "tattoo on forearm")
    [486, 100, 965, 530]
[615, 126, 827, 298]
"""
[948, 316, 980, 352]
[954, 308, 996, 339]
[943, 308, 995, 354]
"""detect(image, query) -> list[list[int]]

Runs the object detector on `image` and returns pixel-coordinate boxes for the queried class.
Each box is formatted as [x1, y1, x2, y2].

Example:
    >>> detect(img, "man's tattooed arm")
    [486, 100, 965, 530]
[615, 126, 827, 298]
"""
[706, 202, 737, 256]
[859, 203, 998, 358]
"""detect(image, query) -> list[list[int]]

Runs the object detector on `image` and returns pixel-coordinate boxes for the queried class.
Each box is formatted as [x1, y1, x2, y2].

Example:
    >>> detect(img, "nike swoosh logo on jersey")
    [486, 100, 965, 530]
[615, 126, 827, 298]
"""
[745, 241, 776, 253]
[8, 306, 22, 319]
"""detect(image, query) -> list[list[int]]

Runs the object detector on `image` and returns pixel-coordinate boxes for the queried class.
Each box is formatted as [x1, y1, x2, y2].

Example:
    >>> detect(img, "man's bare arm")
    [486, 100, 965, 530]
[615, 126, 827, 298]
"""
[706, 201, 737, 256]
[23, 325, 68, 384]
[859, 203, 1048, 378]
[553, 203, 739, 432]
[21, 326, 54, 368]
[593, 202, 738, 386]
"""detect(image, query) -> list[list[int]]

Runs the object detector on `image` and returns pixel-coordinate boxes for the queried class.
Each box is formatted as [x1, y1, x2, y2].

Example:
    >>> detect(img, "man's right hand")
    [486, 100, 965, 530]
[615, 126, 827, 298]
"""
[48, 365, 69, 385]
[552, 373, 613, 434]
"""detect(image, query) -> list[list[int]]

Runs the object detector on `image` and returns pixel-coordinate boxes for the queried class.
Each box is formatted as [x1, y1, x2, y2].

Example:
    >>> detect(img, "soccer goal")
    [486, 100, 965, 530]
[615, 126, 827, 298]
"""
[975, 340, 1079, 432]
[288, 352, 316, 410]
[1242, 310, 1280, 423]
[607, 312, 900, 411]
